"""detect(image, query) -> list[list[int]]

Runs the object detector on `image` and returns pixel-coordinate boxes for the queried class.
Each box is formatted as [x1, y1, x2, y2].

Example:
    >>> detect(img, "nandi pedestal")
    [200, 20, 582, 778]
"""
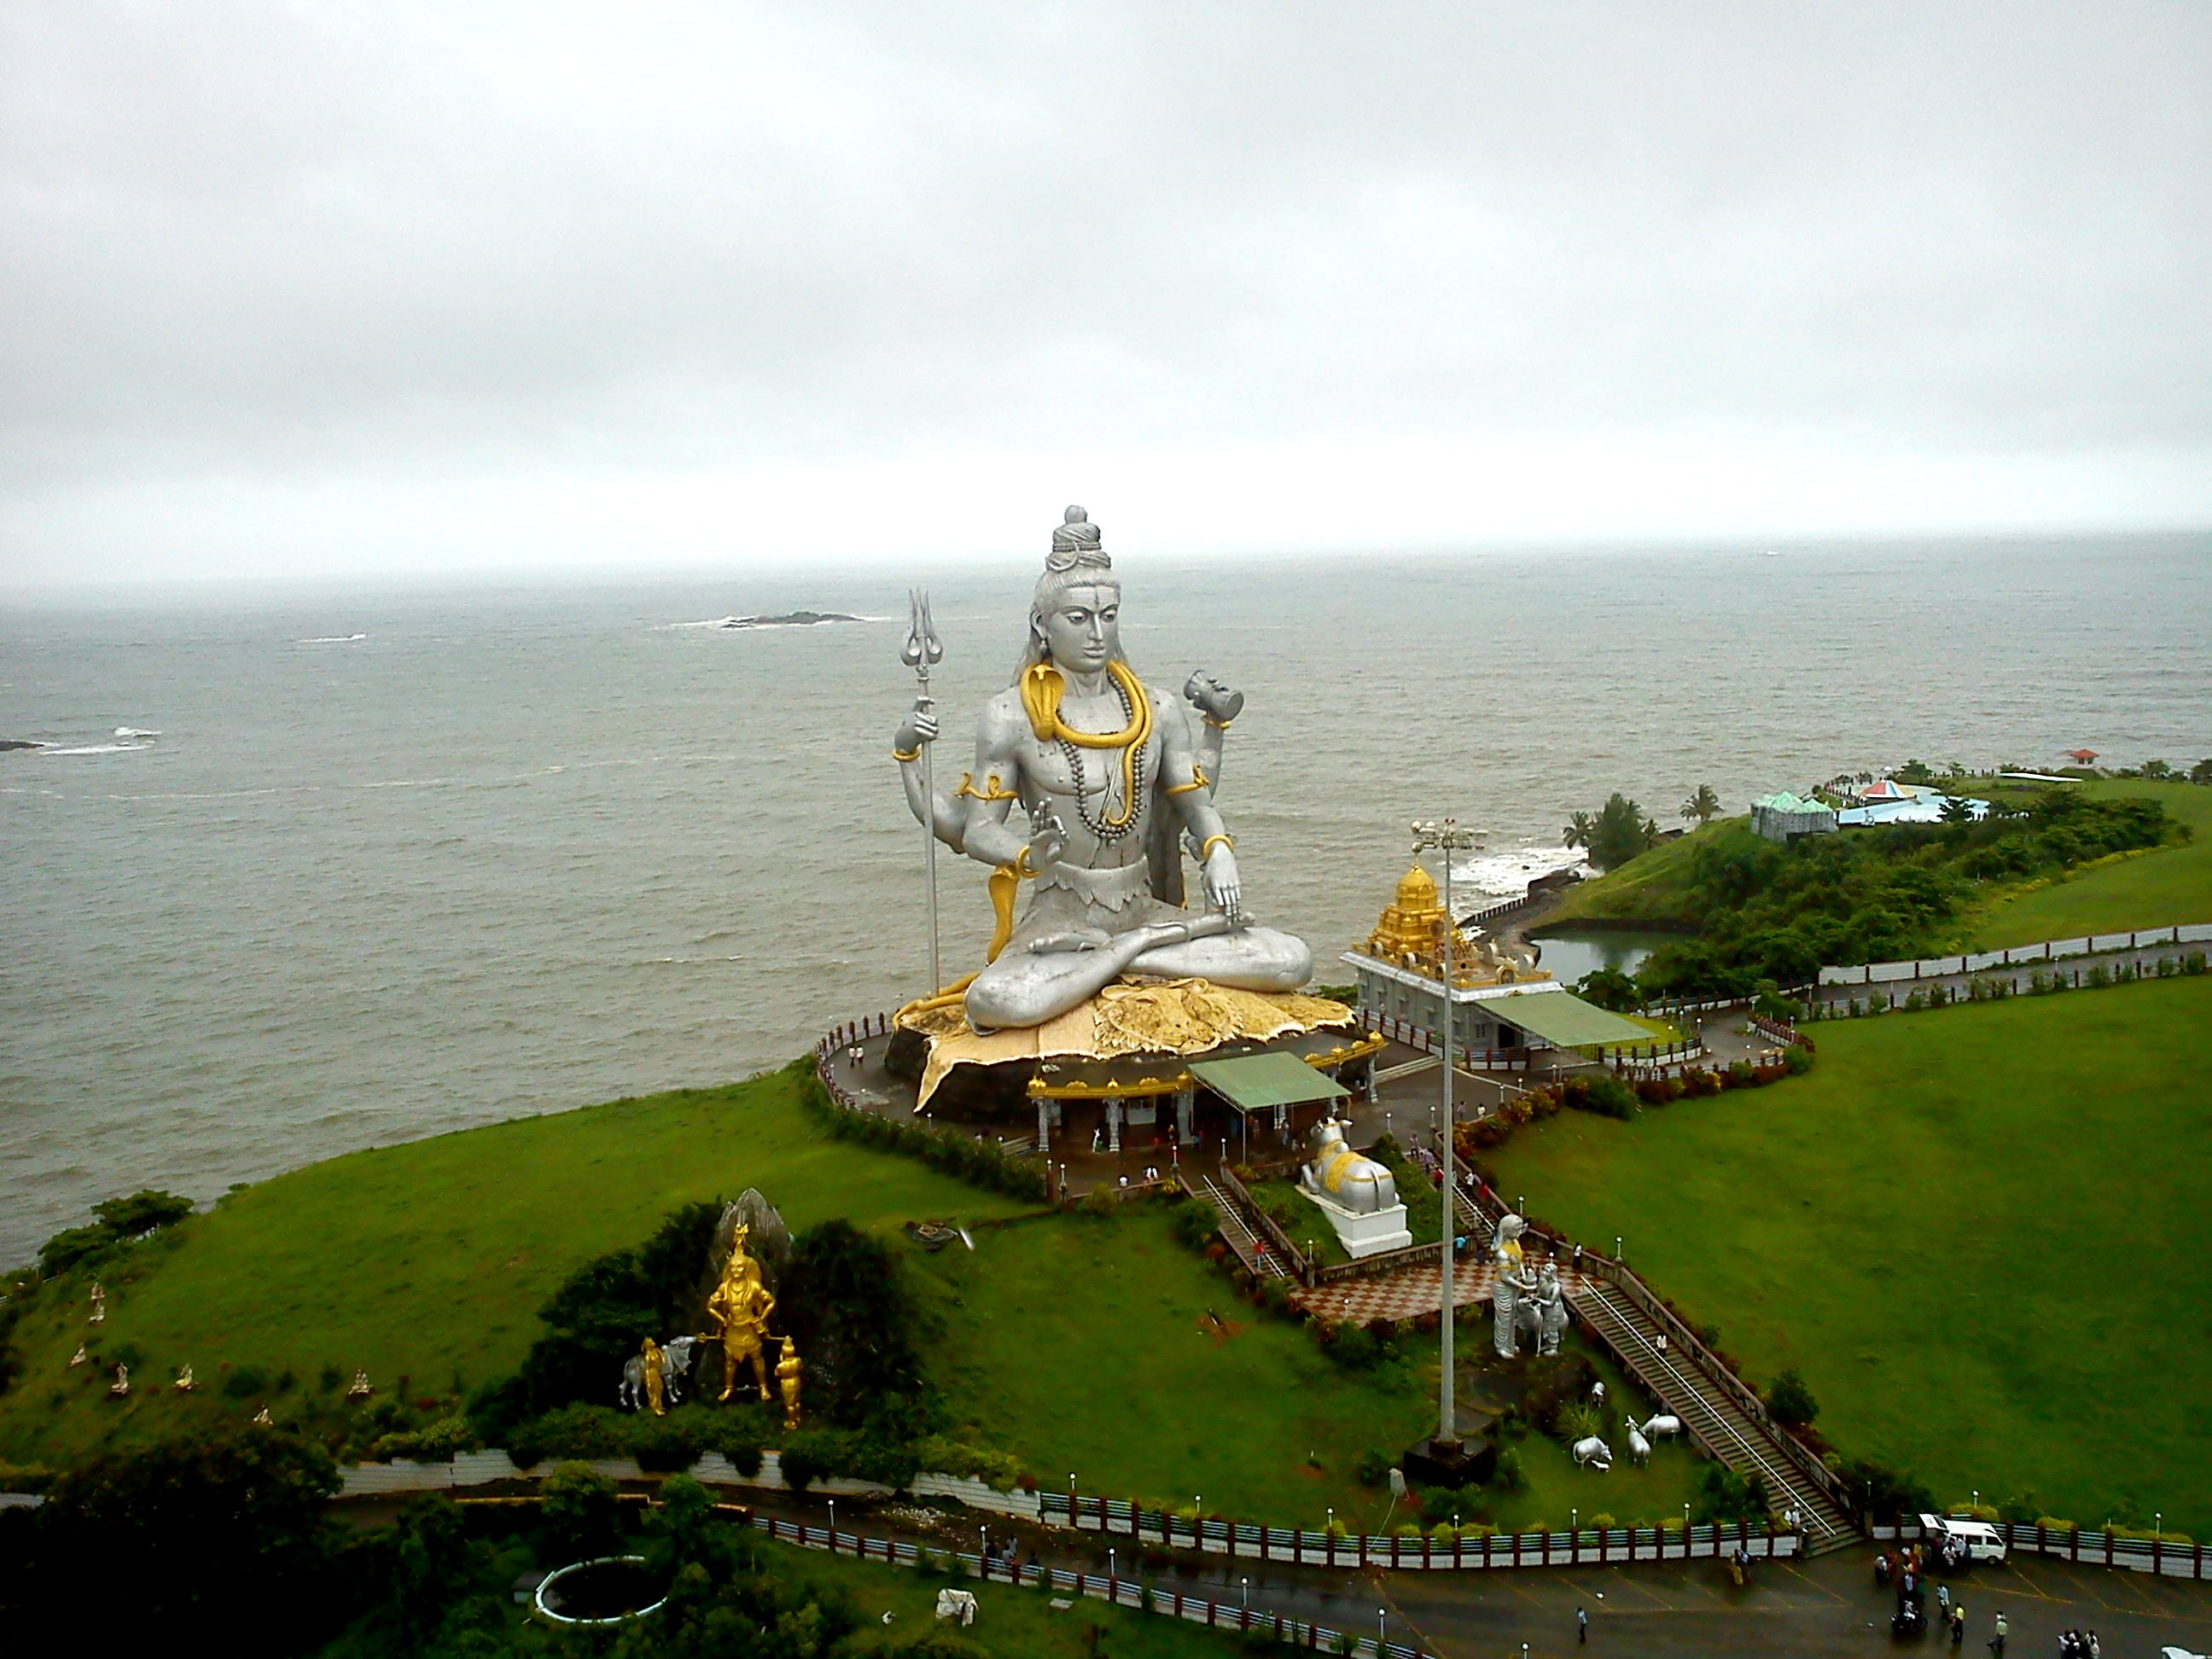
[1296, 1117, 1414, 1260]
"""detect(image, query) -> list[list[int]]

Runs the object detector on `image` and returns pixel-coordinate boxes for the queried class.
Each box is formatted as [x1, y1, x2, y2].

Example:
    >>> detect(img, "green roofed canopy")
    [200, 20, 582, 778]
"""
[1489, 990, 1653, 1050]
[1187, 1051, 1352, 1114]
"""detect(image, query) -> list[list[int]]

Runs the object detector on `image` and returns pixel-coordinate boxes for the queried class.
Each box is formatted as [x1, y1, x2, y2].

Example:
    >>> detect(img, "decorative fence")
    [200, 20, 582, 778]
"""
[1041, 1491, 1798, 1573]
[1363, 1011, 1537, 1073]
[814, 1013, 895, 1111]
[1816, 924, 2212, 987]
[740, 1511, 1436, 1657]
[1872, 1517, 2210, 1581]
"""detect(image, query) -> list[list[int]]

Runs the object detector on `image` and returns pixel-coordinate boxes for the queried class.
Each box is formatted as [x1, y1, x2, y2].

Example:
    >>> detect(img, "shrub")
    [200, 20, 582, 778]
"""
[1488, 1447, 1526, 1492]
[1167, 1196, 1219, 1251]
[1577, 1076, 1639, 1120]
[369, 1413, 480, 1464]
[222, 1365, 269, 1400]
[1782, 1045, 1813, 1076]
[1764, 1368, 1819, 1429]
[630, 1417, 703, 1473]
[1837, 1457, 1935, 1521]
[1725, 1060, 1757, 1087]
[1353, 1448, 1392, 1488]
[506, 1403, 631, 1469]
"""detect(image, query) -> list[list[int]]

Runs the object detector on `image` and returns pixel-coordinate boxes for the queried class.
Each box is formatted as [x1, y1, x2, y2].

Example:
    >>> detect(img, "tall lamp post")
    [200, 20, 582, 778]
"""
[1412, 817, 1475, 1461]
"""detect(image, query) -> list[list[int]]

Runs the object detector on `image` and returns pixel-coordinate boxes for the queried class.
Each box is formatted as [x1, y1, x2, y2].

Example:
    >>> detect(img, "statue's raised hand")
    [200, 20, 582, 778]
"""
[1026, 800, 1069, 873]
[1183, 672, 1246, 726]
[893, 695, 938, 757]
[1202, 841, 1248, 927]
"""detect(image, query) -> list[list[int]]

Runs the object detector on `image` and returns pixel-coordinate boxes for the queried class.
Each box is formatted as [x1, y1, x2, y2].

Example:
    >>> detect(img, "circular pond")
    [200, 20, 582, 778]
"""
[533, 1555, 667, 1625]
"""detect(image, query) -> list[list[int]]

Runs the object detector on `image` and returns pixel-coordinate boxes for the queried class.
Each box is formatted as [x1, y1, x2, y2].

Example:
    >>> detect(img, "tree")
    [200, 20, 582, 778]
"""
[1938, 795, 1976, 825]
[1894, 760, 1937, 785]
[780, 1219, 928, 1426]
[1575, 966, 1641, 1012]
[36, 1187, 195, 1278]
[31, 1428, 341, 1641]
[1680, 784, 1720, 825]
[2192, 759, 2212, 785]
[2140, 759, 2173, 779]
[1587, 794, 1653, 872]
[1561, 811, 1594, 851]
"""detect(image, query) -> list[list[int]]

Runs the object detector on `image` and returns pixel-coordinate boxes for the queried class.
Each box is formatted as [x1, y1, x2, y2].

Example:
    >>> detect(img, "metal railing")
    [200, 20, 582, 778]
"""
[1040, 1490, 1796, 1574]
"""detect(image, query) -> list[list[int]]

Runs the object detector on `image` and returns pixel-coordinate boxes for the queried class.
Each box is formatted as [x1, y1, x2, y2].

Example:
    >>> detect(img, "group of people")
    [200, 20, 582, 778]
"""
[1877, 1544, 1973, 1645]
[2052, 1630, 2103, 1658]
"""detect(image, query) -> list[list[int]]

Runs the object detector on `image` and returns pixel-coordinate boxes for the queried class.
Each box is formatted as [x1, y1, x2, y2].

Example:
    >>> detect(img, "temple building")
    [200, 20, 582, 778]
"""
[1342, 864, 1649, 1060]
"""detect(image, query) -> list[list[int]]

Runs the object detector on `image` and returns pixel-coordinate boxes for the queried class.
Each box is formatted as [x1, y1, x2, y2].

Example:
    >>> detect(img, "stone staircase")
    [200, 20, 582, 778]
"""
[1451, 1184, 1858, 1551]
[1195, 1174, 1289, 1282]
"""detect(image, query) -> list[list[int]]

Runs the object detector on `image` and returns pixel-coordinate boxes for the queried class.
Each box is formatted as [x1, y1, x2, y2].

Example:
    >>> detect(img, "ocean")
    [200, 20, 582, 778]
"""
[3, 532, 2206, 1263]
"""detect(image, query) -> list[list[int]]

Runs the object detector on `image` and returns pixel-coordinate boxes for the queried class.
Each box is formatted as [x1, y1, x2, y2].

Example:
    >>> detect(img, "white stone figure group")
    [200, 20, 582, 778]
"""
[1489, 1215, 1569, 1358]
[620, 1334, 701, 1411]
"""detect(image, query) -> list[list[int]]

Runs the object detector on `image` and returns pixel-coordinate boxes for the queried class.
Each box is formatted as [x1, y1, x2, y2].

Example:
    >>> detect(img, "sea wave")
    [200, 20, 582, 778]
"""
[38, 742, 153, 756]
[1452, 844, 1588, 901]
[300, 633, 366, 643]
[114, 726, 162, 739]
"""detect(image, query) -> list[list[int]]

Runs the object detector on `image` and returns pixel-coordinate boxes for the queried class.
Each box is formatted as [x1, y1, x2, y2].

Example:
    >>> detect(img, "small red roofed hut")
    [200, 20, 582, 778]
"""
[2065, 748, 2099, 765]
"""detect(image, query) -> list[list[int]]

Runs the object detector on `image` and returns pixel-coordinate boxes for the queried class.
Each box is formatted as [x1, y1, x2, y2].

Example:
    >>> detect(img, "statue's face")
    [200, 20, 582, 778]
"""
[1037, 582, 1121, 674]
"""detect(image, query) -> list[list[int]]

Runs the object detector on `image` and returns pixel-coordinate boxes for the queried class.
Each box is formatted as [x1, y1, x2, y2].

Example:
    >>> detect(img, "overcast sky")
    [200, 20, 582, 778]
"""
[3, 2, 2207, 586]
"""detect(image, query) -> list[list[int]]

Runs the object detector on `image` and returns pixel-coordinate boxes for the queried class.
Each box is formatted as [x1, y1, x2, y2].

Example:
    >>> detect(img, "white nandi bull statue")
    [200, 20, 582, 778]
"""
[620, 1335, 701, 1412]
[1572, 1435, 1613, 1470]
[1300, 1117, 1400, 1214]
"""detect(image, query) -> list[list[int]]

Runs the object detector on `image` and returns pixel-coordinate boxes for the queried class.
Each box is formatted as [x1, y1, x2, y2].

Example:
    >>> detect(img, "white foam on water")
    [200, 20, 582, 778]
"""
[299, 633, 366, 643]
[38, 742, 153, 756]
[114, 727, 162, 739]
[1451, 844, 1588, 901]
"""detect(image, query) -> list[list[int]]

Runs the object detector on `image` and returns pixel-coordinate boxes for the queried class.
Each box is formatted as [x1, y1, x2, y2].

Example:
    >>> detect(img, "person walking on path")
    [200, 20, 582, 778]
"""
[1950, 1604, 1965, 1647]
[1577, 1605, 1589, 1644]
[1937, 1582, 1951, 1621]
[1988, 1608, 2007, 1653]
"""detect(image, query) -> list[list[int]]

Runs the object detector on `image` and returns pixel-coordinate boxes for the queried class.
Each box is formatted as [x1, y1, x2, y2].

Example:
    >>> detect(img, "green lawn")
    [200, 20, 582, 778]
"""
[1960, 779, 2212, 948]
[0, 1066, 1035, 1466]
[1481, 976, 2212, 1535]
[912, 1206, 1433, 1526]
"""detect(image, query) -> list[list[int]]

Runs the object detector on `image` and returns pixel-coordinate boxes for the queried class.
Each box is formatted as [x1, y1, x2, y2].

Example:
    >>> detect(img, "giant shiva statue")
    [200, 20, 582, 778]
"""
[894, 507, 1312, 1032]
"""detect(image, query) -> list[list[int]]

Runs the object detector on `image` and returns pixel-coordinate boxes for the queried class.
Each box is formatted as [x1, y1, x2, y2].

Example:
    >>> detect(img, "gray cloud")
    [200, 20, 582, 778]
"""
[3, 1, 2208, 580]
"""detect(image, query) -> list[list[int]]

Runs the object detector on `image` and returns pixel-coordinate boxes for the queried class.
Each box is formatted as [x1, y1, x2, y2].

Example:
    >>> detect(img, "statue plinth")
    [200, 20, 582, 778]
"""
[1400, 1433, 1497, 1490]
[1295, 1185, 1412, 1259]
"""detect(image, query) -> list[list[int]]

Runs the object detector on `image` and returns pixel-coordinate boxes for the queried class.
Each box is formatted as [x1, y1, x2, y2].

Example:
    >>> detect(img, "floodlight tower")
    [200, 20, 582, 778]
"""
[1412, 816, 1476, 1456]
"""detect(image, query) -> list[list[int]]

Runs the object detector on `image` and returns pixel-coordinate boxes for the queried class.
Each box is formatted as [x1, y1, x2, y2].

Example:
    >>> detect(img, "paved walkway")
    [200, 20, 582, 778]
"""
[761, 1488, 2212, 1659]
[1290, 1260, 1507, 1324]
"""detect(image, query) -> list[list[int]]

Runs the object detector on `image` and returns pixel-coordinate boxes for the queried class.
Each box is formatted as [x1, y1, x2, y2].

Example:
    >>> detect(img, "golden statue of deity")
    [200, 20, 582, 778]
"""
[639, 1336, 667, 1417]
[776, 1336, 804, 1430]
[707, 1224, 778, 1403]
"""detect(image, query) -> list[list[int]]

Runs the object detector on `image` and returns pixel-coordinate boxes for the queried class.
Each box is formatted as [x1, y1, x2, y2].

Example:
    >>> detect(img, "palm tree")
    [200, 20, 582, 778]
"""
[1562, 811, 1594, 851]
[1680, 784, 1720, 825]
[1640, 815, 1662, 847]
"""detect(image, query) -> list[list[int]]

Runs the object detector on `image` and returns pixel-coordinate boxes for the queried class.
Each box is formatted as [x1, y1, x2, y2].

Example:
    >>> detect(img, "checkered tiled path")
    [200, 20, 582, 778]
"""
[1289, 1264, 1593, 1324]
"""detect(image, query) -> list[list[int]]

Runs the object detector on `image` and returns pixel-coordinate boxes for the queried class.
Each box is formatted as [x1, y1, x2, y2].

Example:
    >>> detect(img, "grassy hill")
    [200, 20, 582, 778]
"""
[1481, 975, 2212, 1535]
[0, 1067, 1037, 1468]
[1959, 778, 2212, 947]
[1535, 819, 1744, 927]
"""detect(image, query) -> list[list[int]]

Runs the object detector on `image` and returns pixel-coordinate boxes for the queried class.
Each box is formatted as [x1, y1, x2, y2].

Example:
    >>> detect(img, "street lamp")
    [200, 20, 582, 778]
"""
[1109, 1547, 1117, 1579]
[1412, 815, 1476, 1462]
[827, 1498, 836, 1550]
[1241, 1576, 1249, 1610]
[1377, 1608, 1388, 1647]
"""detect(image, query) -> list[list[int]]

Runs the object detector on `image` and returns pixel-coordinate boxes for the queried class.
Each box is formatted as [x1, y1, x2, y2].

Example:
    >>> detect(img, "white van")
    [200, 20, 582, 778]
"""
[1918, 1513, 2008, 1563]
